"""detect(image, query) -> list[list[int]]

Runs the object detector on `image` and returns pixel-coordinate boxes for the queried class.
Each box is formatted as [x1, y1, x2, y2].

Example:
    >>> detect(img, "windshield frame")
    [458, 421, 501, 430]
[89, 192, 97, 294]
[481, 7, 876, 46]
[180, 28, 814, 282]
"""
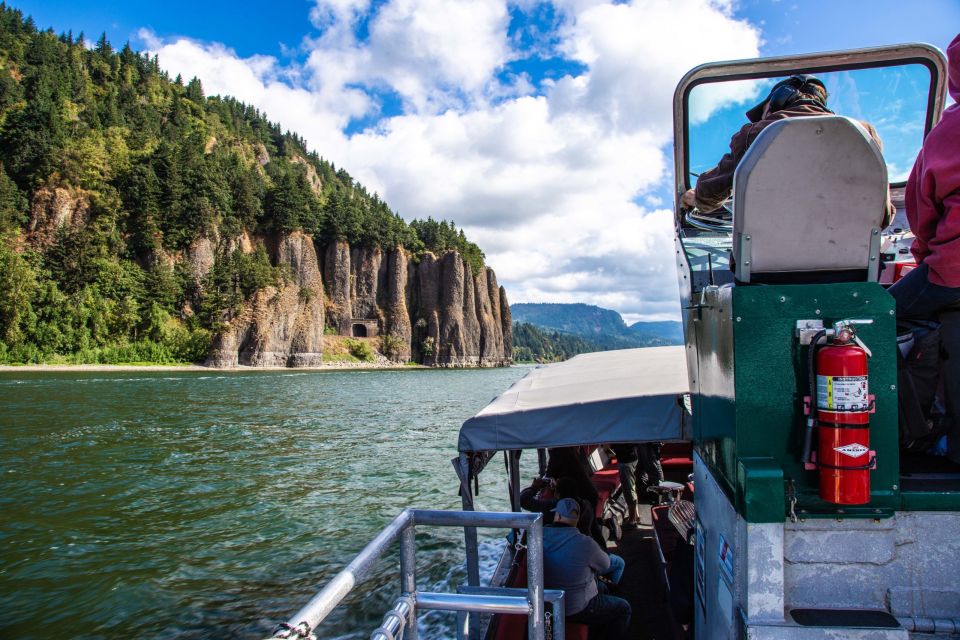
[672, 43, 948, 219]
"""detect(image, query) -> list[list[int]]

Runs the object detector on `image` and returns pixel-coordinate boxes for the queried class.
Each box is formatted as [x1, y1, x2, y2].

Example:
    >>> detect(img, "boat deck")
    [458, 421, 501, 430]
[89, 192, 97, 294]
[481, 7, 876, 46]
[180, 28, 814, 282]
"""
[610, 505, 681, 639]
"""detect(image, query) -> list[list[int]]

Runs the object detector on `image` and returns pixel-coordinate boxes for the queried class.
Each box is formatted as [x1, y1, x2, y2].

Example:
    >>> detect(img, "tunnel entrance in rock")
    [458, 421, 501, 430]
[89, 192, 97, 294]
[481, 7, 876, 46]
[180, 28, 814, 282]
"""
[352, 324, 368, 338]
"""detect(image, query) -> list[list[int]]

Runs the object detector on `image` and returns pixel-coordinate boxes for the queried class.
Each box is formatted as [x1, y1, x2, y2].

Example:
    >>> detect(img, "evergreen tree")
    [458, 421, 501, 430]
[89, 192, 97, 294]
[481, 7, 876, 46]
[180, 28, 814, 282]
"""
[0, 6, 488, 363]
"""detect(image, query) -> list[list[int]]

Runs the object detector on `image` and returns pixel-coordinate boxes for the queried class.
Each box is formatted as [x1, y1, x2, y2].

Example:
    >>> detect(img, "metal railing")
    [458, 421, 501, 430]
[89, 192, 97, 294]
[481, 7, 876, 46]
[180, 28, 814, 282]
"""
[268, 509, 562, 640]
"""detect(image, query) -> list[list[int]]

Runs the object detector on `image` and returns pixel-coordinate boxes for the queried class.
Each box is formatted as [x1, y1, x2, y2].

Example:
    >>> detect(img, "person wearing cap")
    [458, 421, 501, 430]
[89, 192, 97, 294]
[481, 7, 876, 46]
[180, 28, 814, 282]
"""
[889, 33, 960, 463]
[542, 498, 630, 638]
[681, 74, 894, 226]
[519, 476, 601, 545]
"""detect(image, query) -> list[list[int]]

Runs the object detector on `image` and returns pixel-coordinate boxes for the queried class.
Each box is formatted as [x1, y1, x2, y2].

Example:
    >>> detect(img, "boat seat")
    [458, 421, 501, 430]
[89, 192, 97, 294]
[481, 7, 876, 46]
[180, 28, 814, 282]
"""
[732, 116, 889, 284]
[591, 467, 621, 517]
[491, 547, 589, 640]
[651, 504, 681, 573]
[661, 442, 693, 472]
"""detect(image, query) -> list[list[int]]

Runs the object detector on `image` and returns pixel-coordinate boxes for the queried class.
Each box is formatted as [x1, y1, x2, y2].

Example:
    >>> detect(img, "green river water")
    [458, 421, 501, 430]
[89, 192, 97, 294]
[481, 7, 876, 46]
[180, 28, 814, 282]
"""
[0, 366, 530, 639]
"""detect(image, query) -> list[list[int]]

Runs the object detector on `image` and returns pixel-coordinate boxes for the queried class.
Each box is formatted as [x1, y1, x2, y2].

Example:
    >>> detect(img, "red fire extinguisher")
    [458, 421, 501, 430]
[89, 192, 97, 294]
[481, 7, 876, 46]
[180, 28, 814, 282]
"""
[804, 320, 876, 505]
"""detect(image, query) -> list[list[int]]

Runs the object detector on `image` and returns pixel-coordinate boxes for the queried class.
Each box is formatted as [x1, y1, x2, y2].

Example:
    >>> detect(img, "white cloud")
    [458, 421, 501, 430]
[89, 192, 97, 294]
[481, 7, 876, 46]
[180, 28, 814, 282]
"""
[141, 0, 760, 322]
[305, 0, 514, 113]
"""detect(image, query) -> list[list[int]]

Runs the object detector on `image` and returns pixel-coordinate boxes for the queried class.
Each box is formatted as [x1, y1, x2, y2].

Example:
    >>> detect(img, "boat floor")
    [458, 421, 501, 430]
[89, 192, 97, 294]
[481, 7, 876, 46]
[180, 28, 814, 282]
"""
[608, 503, 681, 640]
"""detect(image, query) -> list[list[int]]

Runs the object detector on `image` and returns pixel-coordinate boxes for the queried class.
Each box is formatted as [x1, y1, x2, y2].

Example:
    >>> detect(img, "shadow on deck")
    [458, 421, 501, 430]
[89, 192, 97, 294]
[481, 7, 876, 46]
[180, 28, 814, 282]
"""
[609, 505, 684, 640]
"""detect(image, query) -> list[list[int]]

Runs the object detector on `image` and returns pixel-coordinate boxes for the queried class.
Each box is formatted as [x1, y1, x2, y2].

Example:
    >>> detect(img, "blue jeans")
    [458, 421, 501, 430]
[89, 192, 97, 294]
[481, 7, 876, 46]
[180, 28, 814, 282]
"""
[890, 263, 960, 462]
[567, 590, 631, 639]
[602, 553, 625, 585]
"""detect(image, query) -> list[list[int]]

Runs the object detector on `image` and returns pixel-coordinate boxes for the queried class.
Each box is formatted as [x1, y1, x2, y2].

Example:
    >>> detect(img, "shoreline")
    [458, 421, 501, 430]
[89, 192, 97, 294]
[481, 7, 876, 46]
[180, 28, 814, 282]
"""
[0, 361, 425, 373]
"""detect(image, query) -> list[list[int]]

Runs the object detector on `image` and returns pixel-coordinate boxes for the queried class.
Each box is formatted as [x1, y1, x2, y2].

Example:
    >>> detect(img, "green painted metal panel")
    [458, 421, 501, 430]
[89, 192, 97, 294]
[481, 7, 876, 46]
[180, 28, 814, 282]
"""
[692, 281, 900, 522]
[737, 458, 785, 523]
[733, 283, 899, 519]
[900, 491, 960, 511]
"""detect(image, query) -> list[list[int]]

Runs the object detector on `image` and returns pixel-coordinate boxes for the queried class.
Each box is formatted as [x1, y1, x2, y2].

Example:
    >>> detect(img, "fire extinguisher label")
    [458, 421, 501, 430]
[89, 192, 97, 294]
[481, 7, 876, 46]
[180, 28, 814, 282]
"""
[817, 375, 869, 411]
[834, 443, 869, 458]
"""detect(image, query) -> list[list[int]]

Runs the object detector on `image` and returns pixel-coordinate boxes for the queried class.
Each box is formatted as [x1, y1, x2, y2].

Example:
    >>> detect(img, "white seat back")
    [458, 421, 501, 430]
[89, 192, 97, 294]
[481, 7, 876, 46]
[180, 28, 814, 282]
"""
[732, 116, 888, 282]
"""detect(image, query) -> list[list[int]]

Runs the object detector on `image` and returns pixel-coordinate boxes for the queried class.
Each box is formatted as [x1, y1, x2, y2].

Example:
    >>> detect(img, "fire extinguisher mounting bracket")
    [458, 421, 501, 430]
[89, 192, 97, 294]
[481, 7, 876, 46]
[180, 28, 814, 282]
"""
[796, 319, 825, 345]
[804, 450, 877, 472]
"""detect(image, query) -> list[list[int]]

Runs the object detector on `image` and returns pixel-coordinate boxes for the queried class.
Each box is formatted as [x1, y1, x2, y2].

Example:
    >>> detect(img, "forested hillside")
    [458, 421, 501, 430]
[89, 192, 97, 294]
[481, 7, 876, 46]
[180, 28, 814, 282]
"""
[511, 322, 598, 363]
[511, 302, 682, 352]
[0, 5, 486, 364]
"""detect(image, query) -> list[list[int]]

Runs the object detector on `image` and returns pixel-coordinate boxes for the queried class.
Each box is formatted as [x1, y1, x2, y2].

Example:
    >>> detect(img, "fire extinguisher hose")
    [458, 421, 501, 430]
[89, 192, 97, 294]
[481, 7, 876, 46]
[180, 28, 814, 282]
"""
[803, 329, 828, 465]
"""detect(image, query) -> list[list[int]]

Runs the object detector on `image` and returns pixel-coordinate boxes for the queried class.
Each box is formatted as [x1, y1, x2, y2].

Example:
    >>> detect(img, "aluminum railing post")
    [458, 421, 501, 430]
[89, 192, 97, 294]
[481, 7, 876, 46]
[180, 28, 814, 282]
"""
[456, 611, 469, 640]
[551, 590, 565, 640]
[399, 522, 418, 640]
[457, 455, 482, 640]
[526, 515, 545, 640]
[509, 450, 521, 512]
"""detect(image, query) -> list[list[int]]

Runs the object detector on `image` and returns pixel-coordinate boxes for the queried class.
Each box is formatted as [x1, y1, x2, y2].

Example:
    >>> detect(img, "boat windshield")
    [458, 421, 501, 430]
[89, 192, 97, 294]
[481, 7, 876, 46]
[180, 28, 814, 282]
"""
[686, 63, 934, 189]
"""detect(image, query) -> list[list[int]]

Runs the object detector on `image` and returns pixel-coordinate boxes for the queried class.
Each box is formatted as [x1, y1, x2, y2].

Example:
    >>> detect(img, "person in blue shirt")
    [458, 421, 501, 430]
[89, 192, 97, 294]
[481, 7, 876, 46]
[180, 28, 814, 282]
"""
[542, 498, 630, 639]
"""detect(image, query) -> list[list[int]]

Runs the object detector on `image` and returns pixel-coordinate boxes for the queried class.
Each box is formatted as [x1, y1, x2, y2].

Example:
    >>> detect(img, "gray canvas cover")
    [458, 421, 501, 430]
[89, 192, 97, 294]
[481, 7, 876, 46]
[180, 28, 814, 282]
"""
[458, 346, 689, 452]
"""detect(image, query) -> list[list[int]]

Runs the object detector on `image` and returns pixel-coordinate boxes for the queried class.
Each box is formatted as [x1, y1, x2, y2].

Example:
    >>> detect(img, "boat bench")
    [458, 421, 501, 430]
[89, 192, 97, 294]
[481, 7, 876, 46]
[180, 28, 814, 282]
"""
[660, 442, 693, 474]
[590, 467, 621, 517]
[651, 504, 683, 580]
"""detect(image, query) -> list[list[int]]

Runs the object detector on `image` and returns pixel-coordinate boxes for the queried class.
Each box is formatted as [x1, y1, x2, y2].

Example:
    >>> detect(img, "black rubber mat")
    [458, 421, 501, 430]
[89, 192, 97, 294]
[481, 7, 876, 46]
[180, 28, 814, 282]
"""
[790, 608, 901, 628]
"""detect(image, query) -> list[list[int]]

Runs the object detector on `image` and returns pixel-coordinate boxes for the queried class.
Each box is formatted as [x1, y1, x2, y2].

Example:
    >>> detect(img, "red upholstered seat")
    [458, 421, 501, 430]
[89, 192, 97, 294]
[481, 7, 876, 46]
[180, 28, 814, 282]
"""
[490, 549, 589, 640]
[660, 442, 693, 471]
[591, 467, 621, 517]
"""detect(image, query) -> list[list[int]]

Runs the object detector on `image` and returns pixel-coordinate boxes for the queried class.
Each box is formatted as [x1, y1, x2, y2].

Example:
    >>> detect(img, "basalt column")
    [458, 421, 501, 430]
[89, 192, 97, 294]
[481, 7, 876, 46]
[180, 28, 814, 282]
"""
[474, 267, 503, 366]
[383, 247, 412, 362]
[206, 231, 325, 367]
[499, 284, 512, 362]
[462, 263, 482, 365]
[415, 253, 442, 366]
[280, 233, 325, 366]
[437, 252, 469, 366]
[324, 240, 352, 334]
[351, 245, 382, 322]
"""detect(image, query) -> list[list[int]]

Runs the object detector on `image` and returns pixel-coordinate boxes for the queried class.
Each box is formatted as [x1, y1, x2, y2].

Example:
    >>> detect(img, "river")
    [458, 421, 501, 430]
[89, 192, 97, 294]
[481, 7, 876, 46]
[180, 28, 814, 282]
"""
[0, 367, 532, 639]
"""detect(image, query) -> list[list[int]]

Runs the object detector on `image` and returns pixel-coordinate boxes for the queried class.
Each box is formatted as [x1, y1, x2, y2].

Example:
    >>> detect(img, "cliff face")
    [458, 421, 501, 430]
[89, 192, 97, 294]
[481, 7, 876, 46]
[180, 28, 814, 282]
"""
[206, 232, 325, 367]
[206, 234, 511, 368]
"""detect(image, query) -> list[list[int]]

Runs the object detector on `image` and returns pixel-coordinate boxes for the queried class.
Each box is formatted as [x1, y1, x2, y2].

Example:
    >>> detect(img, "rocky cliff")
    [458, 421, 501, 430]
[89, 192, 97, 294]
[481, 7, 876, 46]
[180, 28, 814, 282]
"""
[204, 233, 511, 368]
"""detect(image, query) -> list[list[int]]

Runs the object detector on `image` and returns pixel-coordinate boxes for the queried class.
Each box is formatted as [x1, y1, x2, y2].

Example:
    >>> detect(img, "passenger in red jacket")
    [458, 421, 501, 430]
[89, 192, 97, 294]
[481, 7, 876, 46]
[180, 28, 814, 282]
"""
[890, 33, 960, 463]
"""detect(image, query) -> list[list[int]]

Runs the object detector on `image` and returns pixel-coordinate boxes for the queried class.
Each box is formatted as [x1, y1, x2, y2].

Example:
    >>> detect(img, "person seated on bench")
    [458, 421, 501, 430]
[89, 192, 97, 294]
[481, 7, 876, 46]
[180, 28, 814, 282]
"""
[543, 498, 631, 640]
[681, 74, 893, 226]
[520, 476, 596, 539]
[545, 447, 600, 513]
[890, 32, 960, 463]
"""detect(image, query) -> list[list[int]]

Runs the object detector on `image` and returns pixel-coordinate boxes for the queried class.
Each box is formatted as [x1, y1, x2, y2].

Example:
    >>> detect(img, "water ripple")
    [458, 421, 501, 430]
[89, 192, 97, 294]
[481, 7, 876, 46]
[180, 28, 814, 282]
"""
[0, 368, 529, 639]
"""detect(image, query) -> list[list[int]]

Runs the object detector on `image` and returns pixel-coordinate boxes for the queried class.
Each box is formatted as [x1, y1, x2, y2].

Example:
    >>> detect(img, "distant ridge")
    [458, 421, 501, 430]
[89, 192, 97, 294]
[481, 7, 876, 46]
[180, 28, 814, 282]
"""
[510, 302, 681, 361]
[627, 320, 684, 344]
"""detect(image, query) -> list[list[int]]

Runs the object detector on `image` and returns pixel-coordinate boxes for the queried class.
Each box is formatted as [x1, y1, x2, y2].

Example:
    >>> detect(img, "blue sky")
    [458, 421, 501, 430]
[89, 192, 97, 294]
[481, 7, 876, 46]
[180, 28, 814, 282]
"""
[16, 0, 959, 66]
[12, 1, 959, 322]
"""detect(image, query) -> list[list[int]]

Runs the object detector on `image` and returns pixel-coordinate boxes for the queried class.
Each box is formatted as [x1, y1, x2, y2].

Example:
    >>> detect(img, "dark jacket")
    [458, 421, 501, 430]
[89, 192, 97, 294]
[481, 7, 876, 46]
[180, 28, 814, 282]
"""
[693, 102, 833, 212]
[693, 103, 894, 228]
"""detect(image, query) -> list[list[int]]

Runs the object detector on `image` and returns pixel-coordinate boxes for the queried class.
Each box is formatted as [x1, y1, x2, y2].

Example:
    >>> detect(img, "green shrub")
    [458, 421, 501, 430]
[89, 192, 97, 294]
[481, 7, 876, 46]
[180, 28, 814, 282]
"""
[345, 338, 374, 362]
[421, 336, 435, 358]
[380, 334, 405, 360]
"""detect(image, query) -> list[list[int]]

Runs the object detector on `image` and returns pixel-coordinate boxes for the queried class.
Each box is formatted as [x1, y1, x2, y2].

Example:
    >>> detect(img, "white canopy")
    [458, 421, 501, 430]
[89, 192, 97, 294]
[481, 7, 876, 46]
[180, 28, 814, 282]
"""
[458, 346, 690, 452]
